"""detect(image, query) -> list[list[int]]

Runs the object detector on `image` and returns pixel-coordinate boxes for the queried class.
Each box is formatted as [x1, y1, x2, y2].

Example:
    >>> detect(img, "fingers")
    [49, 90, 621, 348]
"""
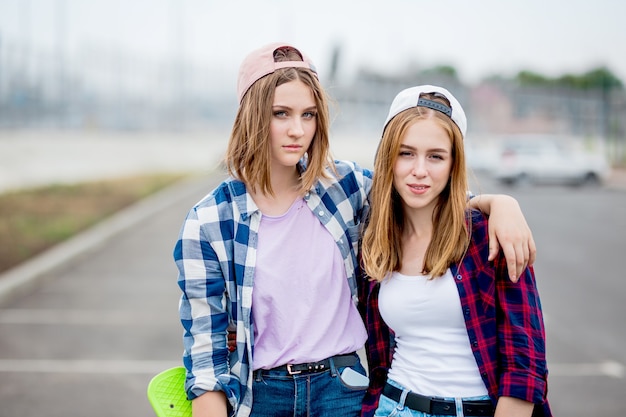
[227, 331, 236, 352]
[501, 242, 522, 283]
[512, 242, 527, 282]
[488, 227, 499, 262]
[497, 235, 531, 282]
[527, 234, 537, 267]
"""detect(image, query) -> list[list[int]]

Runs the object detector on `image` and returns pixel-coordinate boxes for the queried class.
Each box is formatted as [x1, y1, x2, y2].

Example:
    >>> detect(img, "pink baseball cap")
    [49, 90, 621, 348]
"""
[236, 42, 318, 103]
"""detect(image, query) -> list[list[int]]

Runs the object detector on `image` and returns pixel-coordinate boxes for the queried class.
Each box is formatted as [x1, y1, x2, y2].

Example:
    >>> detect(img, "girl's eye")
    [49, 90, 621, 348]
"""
[399, 151, 413, 157]
[274, 111, 287, 117]
[303, 111, 316, 119]
[430, 154, 445, 160]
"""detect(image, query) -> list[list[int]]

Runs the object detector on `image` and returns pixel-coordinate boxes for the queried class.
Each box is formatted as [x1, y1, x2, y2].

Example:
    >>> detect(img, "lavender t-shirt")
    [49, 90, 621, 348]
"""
[252, 197, 367, 370]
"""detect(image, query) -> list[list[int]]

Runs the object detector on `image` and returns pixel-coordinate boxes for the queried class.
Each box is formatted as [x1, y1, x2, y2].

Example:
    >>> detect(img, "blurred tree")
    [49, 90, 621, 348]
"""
[418, 65, 459, 81]
[515, 70, 551, 86]
[557, 68, 623, 90]
[514, 66, 624, 90]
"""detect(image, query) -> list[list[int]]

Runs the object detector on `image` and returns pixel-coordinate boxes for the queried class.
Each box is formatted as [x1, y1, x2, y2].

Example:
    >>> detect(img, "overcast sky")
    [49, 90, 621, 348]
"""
[1, 0, 625, 91]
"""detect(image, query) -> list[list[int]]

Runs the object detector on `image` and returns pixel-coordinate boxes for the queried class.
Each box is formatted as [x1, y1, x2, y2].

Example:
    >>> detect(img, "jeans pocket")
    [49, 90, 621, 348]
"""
[374, 394, 412, 417]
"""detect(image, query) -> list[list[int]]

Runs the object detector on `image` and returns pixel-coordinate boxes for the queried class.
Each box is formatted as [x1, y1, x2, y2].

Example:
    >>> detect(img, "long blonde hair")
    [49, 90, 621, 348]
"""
[225, 46, 334, 196]
[361, 93, 469, 281]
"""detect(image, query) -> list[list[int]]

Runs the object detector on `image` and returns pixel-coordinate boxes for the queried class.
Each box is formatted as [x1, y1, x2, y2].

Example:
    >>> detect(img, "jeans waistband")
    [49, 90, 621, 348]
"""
[383, 383, 494, 416]
[255, 352, 358, 376]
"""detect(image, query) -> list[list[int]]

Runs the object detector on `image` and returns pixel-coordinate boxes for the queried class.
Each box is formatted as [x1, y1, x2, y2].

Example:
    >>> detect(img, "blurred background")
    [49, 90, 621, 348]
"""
[1, 0, 625, 144]
[1, 0, 625, 189]
[1, 1, 625, 416]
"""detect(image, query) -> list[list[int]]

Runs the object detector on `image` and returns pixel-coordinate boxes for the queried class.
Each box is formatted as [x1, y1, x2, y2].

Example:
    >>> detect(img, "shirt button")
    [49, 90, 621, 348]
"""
[456, 274, 462, 280]
[318, 211, 324, 216]
[472, 340, 478, 347]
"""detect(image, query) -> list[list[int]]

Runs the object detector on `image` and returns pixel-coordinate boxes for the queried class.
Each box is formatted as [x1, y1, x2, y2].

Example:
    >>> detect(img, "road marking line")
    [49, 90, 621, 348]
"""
[0, 359, 180, 374]
[0, 309, 170, 325]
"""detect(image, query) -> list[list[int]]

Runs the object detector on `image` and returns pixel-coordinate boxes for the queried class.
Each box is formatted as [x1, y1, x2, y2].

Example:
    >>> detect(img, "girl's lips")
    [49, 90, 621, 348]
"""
[283, 145, 302, 151]
[408, 184, 429, 194]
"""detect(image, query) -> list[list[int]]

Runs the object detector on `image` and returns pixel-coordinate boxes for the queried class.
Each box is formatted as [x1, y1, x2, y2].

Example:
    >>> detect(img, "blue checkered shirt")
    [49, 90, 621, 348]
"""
[174, 160, 372, 416]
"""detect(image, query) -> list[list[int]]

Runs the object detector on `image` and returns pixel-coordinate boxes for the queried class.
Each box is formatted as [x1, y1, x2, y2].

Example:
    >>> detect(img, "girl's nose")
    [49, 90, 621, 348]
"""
[288, 119, 304, 138]
[411, 158, 427, 177]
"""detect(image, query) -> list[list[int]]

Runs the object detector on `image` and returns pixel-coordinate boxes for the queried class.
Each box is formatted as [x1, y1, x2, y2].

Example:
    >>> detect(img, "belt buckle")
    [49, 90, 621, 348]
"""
[286, 364, 301, 375]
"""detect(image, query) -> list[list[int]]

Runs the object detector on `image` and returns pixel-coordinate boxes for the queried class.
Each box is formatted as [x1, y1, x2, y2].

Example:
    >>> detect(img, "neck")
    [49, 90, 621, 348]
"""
[267, 165, 301, 195]
[398, 207, 434, 276]
[403, 205, 435, 239]
[251, 165, 302, 216]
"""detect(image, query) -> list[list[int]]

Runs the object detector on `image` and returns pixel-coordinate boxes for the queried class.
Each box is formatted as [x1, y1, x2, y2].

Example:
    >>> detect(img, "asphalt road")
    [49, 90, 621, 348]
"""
[0, 131, 625, 416]
[480, 176, 626, 417]
[0, 173, 219, 417]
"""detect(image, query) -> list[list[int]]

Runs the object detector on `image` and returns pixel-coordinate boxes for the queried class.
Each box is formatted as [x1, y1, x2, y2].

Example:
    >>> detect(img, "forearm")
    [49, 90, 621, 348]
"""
[494, 396, 534, 417]
[467, 193, 519, 216]
[192, 391, 228, 417]
[496, 267, 549, 403]
[179, 269, 232, 400]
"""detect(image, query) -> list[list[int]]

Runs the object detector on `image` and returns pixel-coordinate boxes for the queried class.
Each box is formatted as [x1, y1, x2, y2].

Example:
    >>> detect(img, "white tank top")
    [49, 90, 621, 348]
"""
[378, 269, 488, 397]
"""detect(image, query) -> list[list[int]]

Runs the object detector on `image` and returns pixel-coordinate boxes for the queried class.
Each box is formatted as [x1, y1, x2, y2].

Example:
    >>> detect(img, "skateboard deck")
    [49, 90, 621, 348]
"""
[147, 367, 191, 417]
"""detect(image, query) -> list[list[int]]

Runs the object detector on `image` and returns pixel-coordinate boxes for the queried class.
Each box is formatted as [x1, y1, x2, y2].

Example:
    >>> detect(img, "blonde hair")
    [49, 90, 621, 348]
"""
[225, 47, 334, 196]
[361, 93, 469, 281]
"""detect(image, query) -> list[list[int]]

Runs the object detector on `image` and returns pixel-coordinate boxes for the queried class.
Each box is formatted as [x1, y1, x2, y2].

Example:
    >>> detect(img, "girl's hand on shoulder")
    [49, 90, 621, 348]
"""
[485, 195, 536, 282]
[469, 194, 536, 282]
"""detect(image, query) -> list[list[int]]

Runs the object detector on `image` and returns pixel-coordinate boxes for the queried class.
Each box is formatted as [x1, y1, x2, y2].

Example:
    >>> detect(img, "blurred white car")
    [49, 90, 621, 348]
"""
[493, 135, 610, 186]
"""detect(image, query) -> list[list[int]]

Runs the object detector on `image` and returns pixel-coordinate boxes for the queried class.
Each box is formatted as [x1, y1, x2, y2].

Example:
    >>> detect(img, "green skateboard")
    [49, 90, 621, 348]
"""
[147, 367, 191, 417]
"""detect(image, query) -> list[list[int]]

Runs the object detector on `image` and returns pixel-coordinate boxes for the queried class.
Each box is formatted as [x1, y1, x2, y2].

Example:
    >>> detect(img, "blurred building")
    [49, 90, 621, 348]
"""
[1, 37, 625, 164]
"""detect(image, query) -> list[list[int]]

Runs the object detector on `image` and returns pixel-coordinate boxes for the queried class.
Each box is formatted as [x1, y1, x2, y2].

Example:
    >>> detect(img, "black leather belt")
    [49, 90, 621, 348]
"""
[258, 353, 358, 375]
[383, 383, 494, 416]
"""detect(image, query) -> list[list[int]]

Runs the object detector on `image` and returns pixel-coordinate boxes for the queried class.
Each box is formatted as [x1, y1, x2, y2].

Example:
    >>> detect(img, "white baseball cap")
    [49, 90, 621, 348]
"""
[383, 85, 467, 138]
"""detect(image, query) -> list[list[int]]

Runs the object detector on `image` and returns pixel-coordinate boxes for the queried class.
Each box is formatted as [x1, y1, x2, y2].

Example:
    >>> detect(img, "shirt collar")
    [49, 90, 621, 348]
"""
[228, 161, 324, 219]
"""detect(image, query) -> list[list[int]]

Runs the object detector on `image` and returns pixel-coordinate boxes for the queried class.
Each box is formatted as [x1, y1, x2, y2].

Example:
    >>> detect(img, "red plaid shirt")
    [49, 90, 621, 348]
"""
[358, 210, 551, 416]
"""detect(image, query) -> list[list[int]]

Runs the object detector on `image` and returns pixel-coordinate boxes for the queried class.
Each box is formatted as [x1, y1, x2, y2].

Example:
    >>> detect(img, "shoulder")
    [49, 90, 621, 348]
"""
[325, 160, 373, 193]
[463, 209, 491, 262]
[191, 177, 247, 220]
[194, 178, 235, 206]
[464, 209, 509, 278]
[333, 160, 373, 179]
[468, 209, 488, 235]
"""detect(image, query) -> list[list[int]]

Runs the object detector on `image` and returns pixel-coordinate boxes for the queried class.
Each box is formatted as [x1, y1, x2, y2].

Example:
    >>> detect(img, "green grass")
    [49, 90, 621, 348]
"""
[0, 173, 187, 274]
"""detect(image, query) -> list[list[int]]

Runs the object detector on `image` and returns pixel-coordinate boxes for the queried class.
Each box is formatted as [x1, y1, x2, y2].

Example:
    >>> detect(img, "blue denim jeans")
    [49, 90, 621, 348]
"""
[374, 379, 492, 417]
[250, 356, 368, 416]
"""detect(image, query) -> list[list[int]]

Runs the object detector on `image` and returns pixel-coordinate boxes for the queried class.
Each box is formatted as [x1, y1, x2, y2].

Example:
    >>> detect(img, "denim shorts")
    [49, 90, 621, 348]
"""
[250, 354, 368, 417]
[374, 379, 492, 417]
